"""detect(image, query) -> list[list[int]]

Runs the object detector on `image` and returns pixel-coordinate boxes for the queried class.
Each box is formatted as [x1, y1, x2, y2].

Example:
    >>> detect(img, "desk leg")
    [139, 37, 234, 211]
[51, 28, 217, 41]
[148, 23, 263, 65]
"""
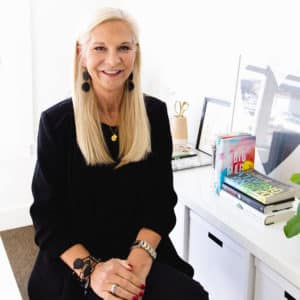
[183, 206, 190, 262]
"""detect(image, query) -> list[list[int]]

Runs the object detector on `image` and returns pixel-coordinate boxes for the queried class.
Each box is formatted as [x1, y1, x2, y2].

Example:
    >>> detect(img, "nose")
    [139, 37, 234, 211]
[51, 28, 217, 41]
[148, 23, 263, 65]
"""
[105, 50, 121, 66]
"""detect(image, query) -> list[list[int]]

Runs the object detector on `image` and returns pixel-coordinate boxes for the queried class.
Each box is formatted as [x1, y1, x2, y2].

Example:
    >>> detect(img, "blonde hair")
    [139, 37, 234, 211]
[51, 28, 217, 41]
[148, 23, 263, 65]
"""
[72, 8, 151, 167]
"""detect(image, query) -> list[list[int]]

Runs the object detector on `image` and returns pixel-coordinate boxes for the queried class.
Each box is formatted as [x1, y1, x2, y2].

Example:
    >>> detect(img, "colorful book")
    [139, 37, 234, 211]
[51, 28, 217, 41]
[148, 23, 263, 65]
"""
[214, 133, 255, 193]
[224, 169, 297, 204]
[220, 190, 295, 225]
[222, 183, 294, 214]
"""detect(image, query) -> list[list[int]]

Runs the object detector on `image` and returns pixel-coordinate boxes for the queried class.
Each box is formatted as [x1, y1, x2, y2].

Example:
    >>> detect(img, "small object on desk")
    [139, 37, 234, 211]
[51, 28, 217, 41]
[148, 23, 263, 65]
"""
[171, 101, 189, 144]
[172, 144, 197, 159]
[174, 100, 189, 118]
[172, 150, 212, 171]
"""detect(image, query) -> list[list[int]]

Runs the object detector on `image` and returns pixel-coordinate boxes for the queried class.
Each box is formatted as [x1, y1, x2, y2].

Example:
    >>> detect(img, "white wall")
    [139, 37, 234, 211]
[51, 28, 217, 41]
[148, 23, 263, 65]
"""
[30, 0, 242, 143]
[1, 0, 300, 229]
[0, 0, 34, 230]
[0, 0, 33, 158]
[30, 0, 300, 142]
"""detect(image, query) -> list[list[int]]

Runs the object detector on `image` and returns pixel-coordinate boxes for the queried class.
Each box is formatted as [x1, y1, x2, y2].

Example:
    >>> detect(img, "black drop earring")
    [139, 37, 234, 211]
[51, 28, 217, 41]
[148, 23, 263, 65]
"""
[81, 70, 90, 92]
[128, 72, 134, 91]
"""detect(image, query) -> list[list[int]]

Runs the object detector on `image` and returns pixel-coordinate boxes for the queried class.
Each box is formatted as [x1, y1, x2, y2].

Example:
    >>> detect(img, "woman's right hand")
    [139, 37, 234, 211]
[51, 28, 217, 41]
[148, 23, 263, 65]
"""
[90, 258, 145, 300]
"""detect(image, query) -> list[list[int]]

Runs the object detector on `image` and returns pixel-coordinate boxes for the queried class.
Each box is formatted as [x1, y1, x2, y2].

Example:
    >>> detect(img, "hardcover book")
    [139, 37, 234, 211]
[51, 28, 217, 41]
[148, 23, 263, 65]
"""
[214, 133, 255, 193]
[220, 190, 295, 225]
[222, 183, 294, 214]
[224, 169, 297, 204]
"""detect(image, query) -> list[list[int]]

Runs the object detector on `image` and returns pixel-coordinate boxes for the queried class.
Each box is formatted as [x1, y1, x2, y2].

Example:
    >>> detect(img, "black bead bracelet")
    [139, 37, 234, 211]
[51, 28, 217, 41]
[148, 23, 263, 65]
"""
[73, 255, 101, 295]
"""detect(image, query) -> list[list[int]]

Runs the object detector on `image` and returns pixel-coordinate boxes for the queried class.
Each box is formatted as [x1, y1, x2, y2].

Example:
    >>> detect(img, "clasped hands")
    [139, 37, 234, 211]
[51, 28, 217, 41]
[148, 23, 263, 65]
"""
[90, 248, 152, 300]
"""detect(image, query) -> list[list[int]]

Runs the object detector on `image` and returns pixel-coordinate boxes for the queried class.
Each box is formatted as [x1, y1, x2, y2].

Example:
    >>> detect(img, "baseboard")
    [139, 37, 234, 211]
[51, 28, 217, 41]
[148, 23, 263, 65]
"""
[0, 205, 32, 231]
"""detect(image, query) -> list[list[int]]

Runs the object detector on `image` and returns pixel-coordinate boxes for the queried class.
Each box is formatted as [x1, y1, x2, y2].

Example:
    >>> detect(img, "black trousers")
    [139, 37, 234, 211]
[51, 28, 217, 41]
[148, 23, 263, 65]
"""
[87, 262, 208, 300]
[143, 262, 209, 300]
[29, 261, 209, 300]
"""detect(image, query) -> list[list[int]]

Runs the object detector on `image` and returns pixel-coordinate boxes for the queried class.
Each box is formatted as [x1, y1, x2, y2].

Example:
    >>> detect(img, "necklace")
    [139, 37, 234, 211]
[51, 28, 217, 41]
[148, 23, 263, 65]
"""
[109, 126, 118, 142]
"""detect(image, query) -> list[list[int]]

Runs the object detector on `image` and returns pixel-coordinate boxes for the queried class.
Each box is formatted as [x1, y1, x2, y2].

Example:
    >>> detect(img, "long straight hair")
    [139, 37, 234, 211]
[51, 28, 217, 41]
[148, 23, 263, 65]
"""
[72, 8, 151, 167]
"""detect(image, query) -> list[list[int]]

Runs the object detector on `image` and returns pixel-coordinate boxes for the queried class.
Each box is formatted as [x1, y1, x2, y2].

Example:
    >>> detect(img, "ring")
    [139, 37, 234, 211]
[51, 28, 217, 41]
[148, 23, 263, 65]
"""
[110, 283, 119, 295]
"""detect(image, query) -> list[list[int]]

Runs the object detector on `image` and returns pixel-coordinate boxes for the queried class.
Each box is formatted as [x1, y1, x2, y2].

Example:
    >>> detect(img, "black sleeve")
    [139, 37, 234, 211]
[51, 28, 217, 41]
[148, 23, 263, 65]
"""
[30, 111, 79, 258]
[141, 101, 177, 237]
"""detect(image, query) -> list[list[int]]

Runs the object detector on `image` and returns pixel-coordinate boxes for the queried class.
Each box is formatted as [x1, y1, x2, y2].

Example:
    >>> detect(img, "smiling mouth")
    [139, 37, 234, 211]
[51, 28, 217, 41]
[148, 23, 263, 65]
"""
[102, 70, 123, 76]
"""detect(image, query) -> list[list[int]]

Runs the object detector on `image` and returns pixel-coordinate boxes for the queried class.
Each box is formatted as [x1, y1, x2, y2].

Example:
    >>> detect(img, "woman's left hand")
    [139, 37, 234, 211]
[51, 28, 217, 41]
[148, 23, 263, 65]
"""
[127, 247, 153, 298]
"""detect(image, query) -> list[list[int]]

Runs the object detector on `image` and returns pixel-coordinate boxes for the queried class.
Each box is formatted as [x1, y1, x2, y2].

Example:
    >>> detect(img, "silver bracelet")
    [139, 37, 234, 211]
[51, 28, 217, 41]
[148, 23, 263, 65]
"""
[131, 240, 157, 260]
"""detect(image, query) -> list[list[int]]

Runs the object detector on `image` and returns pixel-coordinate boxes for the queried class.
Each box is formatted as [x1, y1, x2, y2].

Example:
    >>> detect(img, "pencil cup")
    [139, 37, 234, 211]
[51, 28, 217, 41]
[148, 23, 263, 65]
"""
[171, 116, 188, 144]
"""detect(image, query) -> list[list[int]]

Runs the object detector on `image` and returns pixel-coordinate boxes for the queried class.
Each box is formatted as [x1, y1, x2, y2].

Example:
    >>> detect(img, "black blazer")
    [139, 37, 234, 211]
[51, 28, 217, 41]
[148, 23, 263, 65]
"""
[28, 95, 193, 299]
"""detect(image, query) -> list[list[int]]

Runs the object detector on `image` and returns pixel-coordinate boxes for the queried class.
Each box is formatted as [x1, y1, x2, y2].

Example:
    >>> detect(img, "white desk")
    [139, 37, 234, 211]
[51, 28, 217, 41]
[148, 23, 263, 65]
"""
[173, 166, 300, 300]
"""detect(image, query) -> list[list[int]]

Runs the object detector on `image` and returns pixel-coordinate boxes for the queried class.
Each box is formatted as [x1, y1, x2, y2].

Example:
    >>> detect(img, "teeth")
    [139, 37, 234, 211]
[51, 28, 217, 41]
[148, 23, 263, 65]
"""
[104, 70, 120, 74]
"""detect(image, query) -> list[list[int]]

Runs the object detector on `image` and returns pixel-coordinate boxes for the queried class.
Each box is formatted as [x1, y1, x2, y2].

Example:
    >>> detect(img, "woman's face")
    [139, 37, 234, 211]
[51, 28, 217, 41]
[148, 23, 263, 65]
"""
[82, 20, 137, 94]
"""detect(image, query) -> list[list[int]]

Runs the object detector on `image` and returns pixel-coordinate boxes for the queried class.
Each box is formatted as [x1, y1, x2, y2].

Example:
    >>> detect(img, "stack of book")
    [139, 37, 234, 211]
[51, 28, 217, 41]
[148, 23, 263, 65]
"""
[220, 169, 297, 225]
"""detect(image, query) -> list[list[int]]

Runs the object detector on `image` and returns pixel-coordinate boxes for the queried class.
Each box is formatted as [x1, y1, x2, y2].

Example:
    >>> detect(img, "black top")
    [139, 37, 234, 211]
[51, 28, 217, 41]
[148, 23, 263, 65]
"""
[28, 95, 193, 299]
[101, 123, 119, 161]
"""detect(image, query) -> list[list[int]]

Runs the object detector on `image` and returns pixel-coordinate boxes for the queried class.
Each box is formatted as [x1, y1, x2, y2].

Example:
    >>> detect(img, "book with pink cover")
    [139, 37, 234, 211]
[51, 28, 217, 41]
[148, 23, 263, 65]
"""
[214, 134, 256, 194]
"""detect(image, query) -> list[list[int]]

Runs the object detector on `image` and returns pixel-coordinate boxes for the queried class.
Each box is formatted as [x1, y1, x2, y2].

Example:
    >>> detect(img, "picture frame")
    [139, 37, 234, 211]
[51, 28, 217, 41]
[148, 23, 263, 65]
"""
[196, 97, 231, 155]
[231, 59, 271, 143]
[230, 54, 300, 184]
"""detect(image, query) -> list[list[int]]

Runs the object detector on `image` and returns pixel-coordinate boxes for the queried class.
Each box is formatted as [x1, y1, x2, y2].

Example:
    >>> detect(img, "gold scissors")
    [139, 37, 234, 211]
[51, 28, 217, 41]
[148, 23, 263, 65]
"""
[175, 101, 189, 117]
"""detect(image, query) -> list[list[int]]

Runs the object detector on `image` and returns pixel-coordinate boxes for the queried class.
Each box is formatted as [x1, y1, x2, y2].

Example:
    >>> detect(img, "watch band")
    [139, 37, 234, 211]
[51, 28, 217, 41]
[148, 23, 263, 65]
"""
[131, 240, 157, 260]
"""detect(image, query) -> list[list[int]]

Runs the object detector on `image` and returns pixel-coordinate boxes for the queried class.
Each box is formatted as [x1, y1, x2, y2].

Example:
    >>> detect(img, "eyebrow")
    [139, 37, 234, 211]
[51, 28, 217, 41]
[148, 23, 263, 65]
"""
[91, 41, 134, 46]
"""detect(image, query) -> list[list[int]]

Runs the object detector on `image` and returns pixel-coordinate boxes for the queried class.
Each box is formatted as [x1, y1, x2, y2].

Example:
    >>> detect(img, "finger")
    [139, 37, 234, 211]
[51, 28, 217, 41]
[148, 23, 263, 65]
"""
[104, 281, 138, 300]
[114, 261, 144, 289]
[108, 275, 142, 298]
[102, 291, 122, 300]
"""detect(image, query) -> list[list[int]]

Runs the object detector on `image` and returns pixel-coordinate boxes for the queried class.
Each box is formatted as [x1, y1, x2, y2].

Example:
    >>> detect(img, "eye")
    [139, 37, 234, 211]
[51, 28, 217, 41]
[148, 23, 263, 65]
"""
[94, 46, 106, 52]
[118, 45, 131, 52]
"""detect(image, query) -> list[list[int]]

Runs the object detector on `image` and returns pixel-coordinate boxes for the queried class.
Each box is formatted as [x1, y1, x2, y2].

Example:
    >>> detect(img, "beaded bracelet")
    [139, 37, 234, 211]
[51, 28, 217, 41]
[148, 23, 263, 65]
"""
[73, 255, 101, 295]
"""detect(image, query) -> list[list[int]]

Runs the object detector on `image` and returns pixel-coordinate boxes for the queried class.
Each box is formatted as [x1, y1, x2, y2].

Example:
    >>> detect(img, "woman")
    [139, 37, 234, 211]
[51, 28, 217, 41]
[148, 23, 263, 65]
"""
[28, 7, 208, 300]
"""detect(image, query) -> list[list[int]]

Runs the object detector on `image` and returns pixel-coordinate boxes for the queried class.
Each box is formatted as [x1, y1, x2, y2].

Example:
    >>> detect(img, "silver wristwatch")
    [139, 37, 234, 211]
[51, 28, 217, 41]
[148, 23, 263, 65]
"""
[131, 240, 157, 260]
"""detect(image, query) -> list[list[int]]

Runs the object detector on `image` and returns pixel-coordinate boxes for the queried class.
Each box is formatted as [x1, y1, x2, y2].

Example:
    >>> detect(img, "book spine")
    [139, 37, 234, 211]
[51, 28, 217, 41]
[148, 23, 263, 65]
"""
[263, 210, 295, 225]
[220, 190, 295, 225]
[222, 183, 265, 213]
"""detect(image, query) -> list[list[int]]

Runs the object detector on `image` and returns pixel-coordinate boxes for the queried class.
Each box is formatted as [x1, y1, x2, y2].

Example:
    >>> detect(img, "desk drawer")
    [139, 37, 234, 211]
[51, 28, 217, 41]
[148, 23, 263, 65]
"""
[188, 210, 252, 300]
[254, 259, 300, 300]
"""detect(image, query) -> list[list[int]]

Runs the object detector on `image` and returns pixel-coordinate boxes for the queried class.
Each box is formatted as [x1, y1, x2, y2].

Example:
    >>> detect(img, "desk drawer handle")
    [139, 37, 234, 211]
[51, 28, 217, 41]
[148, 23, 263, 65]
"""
[208, 232, 223, 247]
[284, 291, 296, 300]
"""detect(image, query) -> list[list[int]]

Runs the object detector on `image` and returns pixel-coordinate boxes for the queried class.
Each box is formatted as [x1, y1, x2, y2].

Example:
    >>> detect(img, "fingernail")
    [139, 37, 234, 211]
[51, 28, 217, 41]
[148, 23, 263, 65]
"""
[139, 291, 144, 297]
[132, 296, 138, 300]
[140, 284, 146, 289]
